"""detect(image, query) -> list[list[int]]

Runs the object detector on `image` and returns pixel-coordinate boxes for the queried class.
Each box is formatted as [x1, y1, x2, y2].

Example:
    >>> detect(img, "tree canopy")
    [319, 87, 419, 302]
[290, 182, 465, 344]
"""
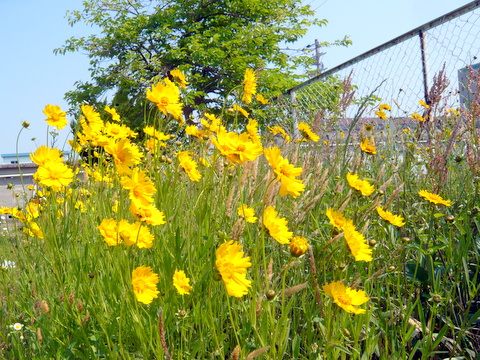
[56, 0, 349, 126]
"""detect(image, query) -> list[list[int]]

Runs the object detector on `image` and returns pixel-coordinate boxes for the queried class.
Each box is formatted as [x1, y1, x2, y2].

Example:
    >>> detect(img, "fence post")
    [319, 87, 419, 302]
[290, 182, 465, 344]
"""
[419, 30, 430, 105]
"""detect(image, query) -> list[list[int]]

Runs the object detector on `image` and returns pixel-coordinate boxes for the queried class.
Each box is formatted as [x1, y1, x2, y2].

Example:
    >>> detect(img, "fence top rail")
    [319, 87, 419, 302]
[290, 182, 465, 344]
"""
[282, 0, 480, 96]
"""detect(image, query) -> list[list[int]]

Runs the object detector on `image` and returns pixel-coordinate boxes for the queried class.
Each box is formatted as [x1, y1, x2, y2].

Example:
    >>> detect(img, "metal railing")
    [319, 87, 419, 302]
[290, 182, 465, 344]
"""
[268, 1, 480, 134]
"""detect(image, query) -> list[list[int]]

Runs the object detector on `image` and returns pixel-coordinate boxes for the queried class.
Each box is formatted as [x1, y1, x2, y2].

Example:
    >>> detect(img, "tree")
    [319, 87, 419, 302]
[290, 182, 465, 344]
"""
[56, 0, 348, 128]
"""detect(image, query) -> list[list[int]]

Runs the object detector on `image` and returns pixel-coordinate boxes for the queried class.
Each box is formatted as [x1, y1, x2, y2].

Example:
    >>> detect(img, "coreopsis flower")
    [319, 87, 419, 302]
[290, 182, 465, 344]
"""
[418, 190, 452, 206]
[297, 122, 320, 142]
[211, 128, 263, 165]
[120, 168, 156, 207]
[322, 281, 369, 314]
[81, 104, 103, 127]
[418, 100, 430, 109]
[173, 270, 193, 295]
[170, 68, 188, 88]
[375, 110, 388, 119]
[34, 162, 74, 191]
[256, 94, 269, 104]
[326, 208, 353, 231]
[231, 104, 250, 118]
[30, 146, 63, 166]
[104, 122, 137, 140]
[237, 204, 257, 223]
[130, 203, 166, 226]
[98, 218, 120, 246]
[290, 236, 309, 257]
[378, 104, 391, 111]
[177, 151, 202, 182]
[143, 126, 172, 141]
[104, 105, 121, 121]
[185, 125, 208, 139]
[376, 206, 405, 227]
[246, 118, 261, 145]
[23, 221, 44, 239]
[201, 113, 224, 133]
[343, 223, 373, 262]
[242, 68, 257, 104]
[268, 125, 291, 143]
[263, 205, 293, 244]
[132, 266, 160, 305]
[146, 78, 184, 121]
[215, 240, 252, 297]
[411, 113, 425, 122]
[360, 137, 376, 155]
[346, 173, 375, 196]
[132, 224, 155, 248]
[264, 146, 304, 198]
[104, 138, 143, 174]
[43, 104, 67, 130]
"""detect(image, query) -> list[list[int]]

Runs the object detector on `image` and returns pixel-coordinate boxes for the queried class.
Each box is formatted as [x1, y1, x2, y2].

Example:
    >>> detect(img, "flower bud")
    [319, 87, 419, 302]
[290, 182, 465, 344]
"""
[290, 236, 309, 257]
[266, 289, 276, 300]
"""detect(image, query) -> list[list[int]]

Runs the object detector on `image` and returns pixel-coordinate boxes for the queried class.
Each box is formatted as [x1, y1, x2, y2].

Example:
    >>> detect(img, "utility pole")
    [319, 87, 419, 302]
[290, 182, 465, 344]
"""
[314, 39, 326, 74]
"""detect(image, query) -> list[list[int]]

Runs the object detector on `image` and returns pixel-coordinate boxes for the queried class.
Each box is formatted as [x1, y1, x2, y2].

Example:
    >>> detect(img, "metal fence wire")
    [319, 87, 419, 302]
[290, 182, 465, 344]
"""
[267, 1, 480, 137]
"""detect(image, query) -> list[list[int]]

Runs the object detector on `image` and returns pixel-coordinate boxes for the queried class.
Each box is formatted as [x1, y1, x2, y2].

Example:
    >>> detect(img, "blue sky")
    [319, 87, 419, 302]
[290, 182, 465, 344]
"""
[0, 0, 473, 156]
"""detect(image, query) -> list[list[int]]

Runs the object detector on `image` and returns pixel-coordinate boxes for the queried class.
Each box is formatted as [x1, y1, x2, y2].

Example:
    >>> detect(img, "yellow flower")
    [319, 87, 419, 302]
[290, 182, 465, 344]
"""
[237, 204, 257, 223]
[297, 121, 320, 142]
[170, 68, 188, 88]
[185, 125, 208, 139]
[343, 223, 373, 262]
[418, 190, 452, 206]
[173, 270, 192, 295]
[264, 146, 304, 198]
[212, 128, 263, 165]
[23, 221, 44, 239]
[360, 137, 376, 155]
[177, 151, 202, 182]
[98, 218, 120, 246]
[30, 146, 63, 166]
[81, 104, 103, 127]
[34, 162, 74, 191]
[256, 93, 269, 104]
[346, 173, 375, 196]
[146, 78, 184, 121]
[376, 206, 405, 227]
[43, 104, 67, 130]
[246, 118, 261, 145]
[325, 208, 353, 231]
[215, 240, 252, 297]
[143, 126, 172, 141]
[322, 281, 369, 314]
[290, 236, 309, 257]
[104, 122, 137, 140]
[268, 125, 291, 143]
[104, 105, 121, 121]
[132, 266, 160, 305]
[232, 104, 250, 118]
[130, 203, 166, 226]
[104, 138, 143, 174]
[374, 110, 387, 119]
[120, 168, 156, 207]
[418, 100, 430, 109]
[263, 205, 293, 244]
[378, 103, 391, 111]
[411, 113, 425, 122]
[242, 68, 257, 104]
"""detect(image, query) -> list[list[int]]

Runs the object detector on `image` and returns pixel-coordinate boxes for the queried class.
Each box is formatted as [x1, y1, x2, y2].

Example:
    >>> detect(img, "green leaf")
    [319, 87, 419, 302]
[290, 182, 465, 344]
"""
[405, 262, 429, 283]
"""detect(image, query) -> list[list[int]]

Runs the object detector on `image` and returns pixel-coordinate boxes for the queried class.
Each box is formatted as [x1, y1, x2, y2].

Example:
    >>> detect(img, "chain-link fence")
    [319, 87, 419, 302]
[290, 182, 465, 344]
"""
[267, 1, 480, 137]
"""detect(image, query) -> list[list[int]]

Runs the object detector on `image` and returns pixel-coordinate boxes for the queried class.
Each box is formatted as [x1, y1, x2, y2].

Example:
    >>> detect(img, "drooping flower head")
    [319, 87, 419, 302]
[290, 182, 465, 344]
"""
[297, 121, 320, 142]
[360, 137, 376, 155]
[173, 270, 193, 295]
[418, 190, 452, 206]
[376, 206, 405, 227]
[342, 223, 373, 262]
[215, 240, 252, 297]
[346, 173, 375, 196]
[177, 151, 202, 182]
[264, 146, 304, 198]
[242, 68, 257, 104]
[263, 205, 293, 244]
[268, 125, 291, 143]
[132, 266, 160, 304]
[323, 281, 369, 314]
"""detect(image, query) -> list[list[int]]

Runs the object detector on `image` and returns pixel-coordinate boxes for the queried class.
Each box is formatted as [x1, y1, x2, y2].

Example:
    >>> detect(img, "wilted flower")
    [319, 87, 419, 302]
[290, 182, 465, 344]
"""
[215, 240, 252, 297]
[323, 281, 369, 314]
[132, 266, 160, 304]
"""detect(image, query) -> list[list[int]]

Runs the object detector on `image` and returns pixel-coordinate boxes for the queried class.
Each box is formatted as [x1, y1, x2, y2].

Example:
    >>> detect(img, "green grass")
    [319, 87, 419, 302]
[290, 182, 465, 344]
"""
[0, 96, 479, 359]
